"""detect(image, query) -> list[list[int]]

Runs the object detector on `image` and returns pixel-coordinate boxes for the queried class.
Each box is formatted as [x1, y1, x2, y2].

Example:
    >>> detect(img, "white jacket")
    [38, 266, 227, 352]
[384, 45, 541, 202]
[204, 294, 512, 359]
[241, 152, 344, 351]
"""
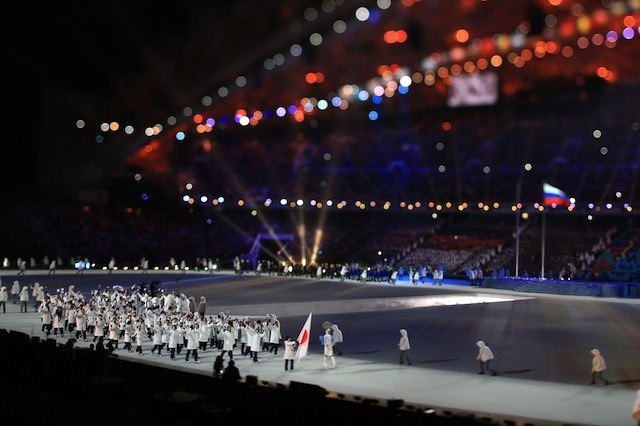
[94, 318, 105, 337]
[19, 286, 29, 302]
[269, 324, 281, 344]
[591, 349, 606, 372]
[40, 306, 51, 324]
[476, 341, 494, 362]
[152, 326, 163, 345]
[398, 329, 410, 351]
[331, 324, 343, 343]
[248, 328, 265, 350]
[108, 322, 119, 340]
[222, 329, 235, 351]
[167, 329, 178, 348]
[186, 328, 201, 350]
[283, 340, 297, 360]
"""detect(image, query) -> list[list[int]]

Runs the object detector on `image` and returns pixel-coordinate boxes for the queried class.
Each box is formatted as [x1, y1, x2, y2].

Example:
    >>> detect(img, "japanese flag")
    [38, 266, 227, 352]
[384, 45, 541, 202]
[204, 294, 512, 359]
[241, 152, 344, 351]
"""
[294, 312, 312, 362]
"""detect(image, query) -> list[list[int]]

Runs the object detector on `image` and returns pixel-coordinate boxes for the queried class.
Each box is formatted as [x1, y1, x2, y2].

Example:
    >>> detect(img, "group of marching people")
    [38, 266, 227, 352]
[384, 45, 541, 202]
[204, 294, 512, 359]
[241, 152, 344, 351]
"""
[33, 284, 285, 366]
[0, 279, 46, 314]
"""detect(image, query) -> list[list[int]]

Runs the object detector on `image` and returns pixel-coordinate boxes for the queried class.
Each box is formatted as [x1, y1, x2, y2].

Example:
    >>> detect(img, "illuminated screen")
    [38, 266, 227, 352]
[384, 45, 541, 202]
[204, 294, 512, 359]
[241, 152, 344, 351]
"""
[447, 72, 499, 107]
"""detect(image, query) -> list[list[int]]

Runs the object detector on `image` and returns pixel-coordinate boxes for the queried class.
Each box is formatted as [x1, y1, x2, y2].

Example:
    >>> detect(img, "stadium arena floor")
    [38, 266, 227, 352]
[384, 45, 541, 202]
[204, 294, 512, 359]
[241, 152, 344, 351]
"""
[1, 269, 638, 426]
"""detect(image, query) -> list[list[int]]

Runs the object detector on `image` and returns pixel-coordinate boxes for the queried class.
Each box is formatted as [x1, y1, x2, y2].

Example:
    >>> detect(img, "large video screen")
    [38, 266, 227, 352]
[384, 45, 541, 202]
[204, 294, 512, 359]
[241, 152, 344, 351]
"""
[447, 71, 499, 107]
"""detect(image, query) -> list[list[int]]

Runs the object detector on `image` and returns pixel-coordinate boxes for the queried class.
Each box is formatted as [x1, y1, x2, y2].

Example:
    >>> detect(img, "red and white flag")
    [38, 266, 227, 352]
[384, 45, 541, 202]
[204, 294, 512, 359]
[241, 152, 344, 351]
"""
[294, 312, 312, 362]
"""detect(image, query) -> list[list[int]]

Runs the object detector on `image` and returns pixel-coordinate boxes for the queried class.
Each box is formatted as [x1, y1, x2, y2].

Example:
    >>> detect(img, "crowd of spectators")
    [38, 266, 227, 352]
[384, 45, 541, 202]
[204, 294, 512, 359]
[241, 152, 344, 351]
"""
[3, 194, 636, 285]
[168, 78, 640, 210]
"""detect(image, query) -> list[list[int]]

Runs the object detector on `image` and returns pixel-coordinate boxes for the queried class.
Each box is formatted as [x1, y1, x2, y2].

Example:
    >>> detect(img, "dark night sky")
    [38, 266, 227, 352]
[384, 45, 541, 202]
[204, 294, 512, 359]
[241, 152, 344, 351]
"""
[1, 2, 241, 197]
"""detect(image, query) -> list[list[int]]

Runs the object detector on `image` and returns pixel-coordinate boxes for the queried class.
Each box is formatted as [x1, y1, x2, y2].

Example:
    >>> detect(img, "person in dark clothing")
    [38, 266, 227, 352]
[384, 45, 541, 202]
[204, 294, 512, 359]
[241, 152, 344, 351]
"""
[221, 359, 241, 399]
[213, 355, 224, 378]
[221, 359, 240, 384]
[95, 336, 108, 376]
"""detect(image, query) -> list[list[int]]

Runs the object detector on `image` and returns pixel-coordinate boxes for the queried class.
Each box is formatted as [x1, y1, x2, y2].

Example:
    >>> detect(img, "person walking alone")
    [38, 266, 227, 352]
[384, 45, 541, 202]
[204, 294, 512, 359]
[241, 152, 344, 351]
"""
[476, 340, 497, 376]
[398, 329, 412, 365]
[590, 348, 610, 385]
[17, 260, 26, 276]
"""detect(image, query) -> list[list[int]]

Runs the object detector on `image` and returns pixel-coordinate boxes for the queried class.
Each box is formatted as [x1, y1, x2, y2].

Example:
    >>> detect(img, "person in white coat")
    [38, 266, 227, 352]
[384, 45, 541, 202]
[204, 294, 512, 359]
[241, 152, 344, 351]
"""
[239, 323, 249, 355]
[34, 286, 45, 312]
[17, 260, 26, 276]
[163, 292, 175, 313]
[390, 270, 398, 285]
[323, 328, 336, 368]
[590, 348, 609, 385]
[167, 324, 178, 360]
[0, 286, 7, 313]
[151, 321, 164, 356]
[199, 318, 213, 351]
[398, 328, 411, 365]
[248, 325, 265, 363]
[283, 336, 298, 371]
[107, 316, 120, 350]
[339, 264, 348, 282]
[160, 319, 170, 350]
[133, 324, 145, 355]
[66, 304, 77, 334]
[185, 324, 201, 363]
[176, 322, 186, 355]
[123, 320, 135, 352]
[93, 314, 105, 342]
[39, 302, 52, 336]
[221, 324, 235, 360]
[476, 340, 497, 375]
[331, 324, 343, 355]
[10, 280, 20, 304]
[268, 320, 282, 356]
[75, 307, 87, 341]
[19, 285, 29, 313]
[29, 282, 41, 303]
[53, 306, 65, 337]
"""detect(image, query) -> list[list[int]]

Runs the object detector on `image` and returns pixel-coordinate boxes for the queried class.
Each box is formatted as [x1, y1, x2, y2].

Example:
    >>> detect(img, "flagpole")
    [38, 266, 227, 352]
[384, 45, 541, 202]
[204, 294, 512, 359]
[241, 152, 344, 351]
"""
[515, 178, 521, 278]
[540, 182, 570, 280]
[541, 209, 546, 279]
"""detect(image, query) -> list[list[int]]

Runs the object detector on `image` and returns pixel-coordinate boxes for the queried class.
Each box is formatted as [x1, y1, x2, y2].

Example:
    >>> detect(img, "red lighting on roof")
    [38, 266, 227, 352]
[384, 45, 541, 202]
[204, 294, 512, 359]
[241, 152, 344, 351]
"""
[383, 30, 408, 44]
